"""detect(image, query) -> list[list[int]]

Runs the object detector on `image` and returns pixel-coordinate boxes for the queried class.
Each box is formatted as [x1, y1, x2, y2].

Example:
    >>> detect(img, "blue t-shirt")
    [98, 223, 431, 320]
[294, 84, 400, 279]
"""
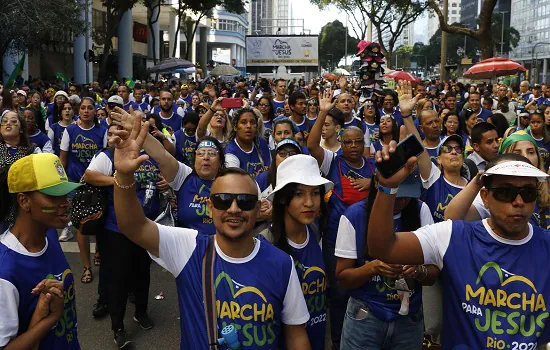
[475, 108, 492, 124]
[62, 124, 104, 181]
[262, 120, 273, 140]
[255, 171, 269, 193]
[422, 166, 465, 222]
[151, 104, 178, 115]
[379, 108, 403, 126]
[426, 147, 438, 165]
[272, 99, 285, 116]
[339, 201, 422, 322]
[123, 101, 139, 111]
[323, 154, 375, 246]
[533, 136, 550, 171]
[159, 112, 183, 133]
[415, 220, 550, 348]
[363, 121, 379, 144]
[174, 129, 197, 167]
[49, 123, 68, 156]
[29, 130, 50, 151]
[0, 229, 79, 349]
[46, 102, 55, 118]
[154, 228, 304, 349]
[288, 229, 326, 350]
[136, 101, 150, 112]
[176, 173, 215, 235]
[225, 138, 271, 178]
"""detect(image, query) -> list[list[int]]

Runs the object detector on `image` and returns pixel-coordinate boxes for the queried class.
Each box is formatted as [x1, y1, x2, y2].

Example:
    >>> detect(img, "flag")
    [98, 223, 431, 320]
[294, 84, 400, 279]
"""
[56, 72, 68, 83]
[124, 77, 135, 88]
[5, 54, 26, 89]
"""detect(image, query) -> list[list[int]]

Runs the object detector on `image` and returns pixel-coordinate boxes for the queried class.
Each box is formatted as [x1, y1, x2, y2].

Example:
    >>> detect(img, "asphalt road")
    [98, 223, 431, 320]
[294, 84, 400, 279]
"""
[64, 245, 182, 349]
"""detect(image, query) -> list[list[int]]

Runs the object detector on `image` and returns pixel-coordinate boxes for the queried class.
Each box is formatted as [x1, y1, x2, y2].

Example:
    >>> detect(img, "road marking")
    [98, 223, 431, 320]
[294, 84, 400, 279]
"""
[60, 242, 96, 253]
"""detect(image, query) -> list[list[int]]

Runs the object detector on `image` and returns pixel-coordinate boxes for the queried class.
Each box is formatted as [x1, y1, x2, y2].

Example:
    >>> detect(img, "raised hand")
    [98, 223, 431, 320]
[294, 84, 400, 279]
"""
[110, 107, 134, 134]
[319, 89, 335, 112]
[110, 113, 150, 175]
[396, 80, 421, 116]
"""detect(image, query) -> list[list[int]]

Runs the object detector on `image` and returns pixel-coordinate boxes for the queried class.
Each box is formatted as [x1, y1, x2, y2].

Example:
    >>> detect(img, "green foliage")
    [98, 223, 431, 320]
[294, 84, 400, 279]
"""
[319, 20, 360, 70]
[0, 0, 87, 56]
[490, 14, 520, 55]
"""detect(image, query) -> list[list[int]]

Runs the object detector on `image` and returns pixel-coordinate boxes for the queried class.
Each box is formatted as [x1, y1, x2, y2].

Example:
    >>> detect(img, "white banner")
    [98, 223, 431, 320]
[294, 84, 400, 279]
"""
[246, 36, 319, 66]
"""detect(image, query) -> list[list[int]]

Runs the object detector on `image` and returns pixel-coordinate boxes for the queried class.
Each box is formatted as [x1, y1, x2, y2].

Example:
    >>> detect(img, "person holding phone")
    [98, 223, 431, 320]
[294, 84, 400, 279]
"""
[307, 89, 375, 349]
[336, 176, 438, 349]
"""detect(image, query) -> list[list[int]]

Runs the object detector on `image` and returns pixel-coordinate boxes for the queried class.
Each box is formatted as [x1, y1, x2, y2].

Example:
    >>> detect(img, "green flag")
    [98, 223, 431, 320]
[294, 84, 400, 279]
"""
[5, 54, 26, 89]
[56, 72, 68, 83]
[125, 77, 135, 88]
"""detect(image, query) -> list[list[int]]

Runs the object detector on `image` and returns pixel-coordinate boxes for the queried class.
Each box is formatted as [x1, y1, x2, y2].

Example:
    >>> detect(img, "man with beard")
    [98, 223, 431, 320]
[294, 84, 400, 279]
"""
[109, 117, 311, 349]
[157, 89, 183, 133]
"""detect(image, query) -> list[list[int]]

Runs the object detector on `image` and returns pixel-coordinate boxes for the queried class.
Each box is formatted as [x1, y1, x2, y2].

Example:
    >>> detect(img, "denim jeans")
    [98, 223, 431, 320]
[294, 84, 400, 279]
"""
[323, 239, 349, 348]
[340, 297, 424, 350]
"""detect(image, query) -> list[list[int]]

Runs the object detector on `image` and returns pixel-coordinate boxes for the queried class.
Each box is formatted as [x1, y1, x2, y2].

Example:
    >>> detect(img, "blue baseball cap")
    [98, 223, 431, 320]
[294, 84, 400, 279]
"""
[276, 138, 302, 153]
[437, 135, 464, 155]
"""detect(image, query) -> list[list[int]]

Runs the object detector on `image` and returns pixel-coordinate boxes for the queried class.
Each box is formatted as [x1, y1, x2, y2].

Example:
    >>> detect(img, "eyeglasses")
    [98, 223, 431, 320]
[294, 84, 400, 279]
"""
[277, 149, 299, 158]
[210, 193, 258, 211]
[440, 145, 462, 154]
[214, 113, 226, 119]
[487, 186, 538, 203]
[258, 103, 270, 107]
[196, 149, 219, 158]
[342, 139, 364, 147]
[0, 119, 19, 126]
[364, 105, 375, 109]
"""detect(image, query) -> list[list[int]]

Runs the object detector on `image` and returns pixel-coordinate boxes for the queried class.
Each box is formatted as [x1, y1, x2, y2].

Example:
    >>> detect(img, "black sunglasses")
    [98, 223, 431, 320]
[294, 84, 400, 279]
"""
[487, 186, 538, 203]
[108, 103, 123, 109]
[210, 193, 258, 211]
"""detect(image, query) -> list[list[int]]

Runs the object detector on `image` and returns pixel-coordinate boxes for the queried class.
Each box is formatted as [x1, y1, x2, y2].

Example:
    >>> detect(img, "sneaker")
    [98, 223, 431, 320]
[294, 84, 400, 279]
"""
[114, 329, 132, 349]
[58, 227, 73, 242]
[133, 314, 154, 330]
[92, 303, 108, 318]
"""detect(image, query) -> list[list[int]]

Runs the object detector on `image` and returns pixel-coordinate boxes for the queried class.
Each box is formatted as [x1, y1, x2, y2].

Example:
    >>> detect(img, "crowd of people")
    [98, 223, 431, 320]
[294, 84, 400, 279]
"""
[1, 73, 550, 350]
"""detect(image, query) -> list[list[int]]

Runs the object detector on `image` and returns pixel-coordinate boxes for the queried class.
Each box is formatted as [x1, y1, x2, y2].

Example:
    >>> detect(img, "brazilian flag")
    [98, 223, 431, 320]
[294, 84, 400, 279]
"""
[125, 77, 135, 88]
[5, 54, 25, 89]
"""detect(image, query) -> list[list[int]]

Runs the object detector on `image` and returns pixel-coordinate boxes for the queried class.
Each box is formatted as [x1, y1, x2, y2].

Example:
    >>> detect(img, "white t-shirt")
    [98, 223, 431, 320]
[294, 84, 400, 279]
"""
[335, 202, 434, 259]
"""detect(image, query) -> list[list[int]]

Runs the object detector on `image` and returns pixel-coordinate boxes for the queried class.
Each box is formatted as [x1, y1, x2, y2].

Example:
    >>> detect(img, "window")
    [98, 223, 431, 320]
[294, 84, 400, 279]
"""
[451, 3, 457, 6]
[451, 10, 457, 14]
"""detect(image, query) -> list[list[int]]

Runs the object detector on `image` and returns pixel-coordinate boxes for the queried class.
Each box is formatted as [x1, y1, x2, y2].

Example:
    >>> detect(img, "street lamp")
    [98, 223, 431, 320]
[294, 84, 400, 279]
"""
[531, 42, 550, 84]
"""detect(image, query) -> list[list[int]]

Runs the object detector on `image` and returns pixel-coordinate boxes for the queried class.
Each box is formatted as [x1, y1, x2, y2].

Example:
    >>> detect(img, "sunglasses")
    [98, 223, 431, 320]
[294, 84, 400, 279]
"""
[342, 139, 364, 147]
[440, 145, 463, 154]
[258, 103, 270, 107]
[210, 193, 258, 211]
[108, 103, 123, 109]
[277, 149, 299, 158]
[487, 186, 538, 203]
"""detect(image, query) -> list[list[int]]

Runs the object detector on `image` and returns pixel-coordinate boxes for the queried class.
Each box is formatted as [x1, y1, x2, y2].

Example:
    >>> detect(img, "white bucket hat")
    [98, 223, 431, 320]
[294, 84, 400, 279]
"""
[267, 154, 333, 201]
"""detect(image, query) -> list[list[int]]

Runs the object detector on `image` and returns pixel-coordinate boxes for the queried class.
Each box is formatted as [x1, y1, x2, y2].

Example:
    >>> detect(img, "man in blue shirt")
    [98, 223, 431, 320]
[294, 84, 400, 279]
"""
[108, 117, 311, 350]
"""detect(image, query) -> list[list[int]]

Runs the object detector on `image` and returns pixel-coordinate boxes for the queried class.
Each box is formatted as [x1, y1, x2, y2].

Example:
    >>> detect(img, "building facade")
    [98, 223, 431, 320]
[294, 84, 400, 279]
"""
[509, 0, 550, 84]
[427, 0, 461, 41]
[248, 0, 290, 35]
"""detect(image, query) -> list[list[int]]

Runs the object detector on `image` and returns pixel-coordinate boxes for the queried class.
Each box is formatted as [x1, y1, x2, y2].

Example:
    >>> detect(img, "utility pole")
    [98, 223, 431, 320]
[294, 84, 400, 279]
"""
[440, 0, 448, 81]
[500, 11, 508, 56]
[367, 0, 373, 41]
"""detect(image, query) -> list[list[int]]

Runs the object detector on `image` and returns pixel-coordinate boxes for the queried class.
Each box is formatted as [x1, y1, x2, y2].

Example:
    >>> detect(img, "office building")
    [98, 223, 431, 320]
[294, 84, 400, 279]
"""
[248, 0, 290, 35]
[427, 0, 461, 41]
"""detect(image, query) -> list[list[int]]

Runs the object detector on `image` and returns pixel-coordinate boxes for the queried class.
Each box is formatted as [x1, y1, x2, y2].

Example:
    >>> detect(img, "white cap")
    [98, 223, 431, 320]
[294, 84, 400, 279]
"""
[482, 161, 549, 182]
[54, 90, 69, 100]
[107, 95, 123, 106]
[69, 95, 81, 104]
[267, 154, 333, 201]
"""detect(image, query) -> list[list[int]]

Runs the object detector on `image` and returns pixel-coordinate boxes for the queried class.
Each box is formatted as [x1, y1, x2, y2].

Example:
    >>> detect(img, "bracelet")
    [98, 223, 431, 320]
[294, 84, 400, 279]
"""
[209, 107, 216, 113]
[414, 265, 428, 281]
[113, 170, 136, 190]
[377, 184, 398, 195]
[401, 113, 412, 119]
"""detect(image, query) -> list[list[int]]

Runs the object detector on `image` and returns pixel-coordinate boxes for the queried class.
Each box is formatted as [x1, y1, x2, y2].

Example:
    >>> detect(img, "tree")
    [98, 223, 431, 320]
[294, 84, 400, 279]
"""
[143, 0, 163, 65]
[96, 0, 137, 83]
[491, 14, 520, 56]
[172, 0, 246, 60]
[311, 0, 429, 69]
[319, 20, 360, 70]
[428, 0, 497, 59]
[394, 45, 413, 69]
[0, 0, 86, 80]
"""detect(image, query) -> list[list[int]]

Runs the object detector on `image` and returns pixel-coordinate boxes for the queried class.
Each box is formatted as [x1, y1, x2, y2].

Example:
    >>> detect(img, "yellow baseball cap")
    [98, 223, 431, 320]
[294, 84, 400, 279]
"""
[8, 154, 82, 196]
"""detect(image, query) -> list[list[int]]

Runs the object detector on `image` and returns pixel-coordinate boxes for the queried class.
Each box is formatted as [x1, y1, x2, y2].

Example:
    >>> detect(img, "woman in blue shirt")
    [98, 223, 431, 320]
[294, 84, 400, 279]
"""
[47, 102, 75, 156]
[0, 153, 81, 349]
[60, 97, 105, 284]
[264, 154, 333, 350]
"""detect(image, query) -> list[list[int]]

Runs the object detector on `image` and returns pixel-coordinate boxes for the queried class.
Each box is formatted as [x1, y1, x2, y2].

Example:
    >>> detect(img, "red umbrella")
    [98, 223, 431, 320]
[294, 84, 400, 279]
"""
[384, 70, 420, 85]
[463, 57, 526, 79]
[323, 73, 338, 81]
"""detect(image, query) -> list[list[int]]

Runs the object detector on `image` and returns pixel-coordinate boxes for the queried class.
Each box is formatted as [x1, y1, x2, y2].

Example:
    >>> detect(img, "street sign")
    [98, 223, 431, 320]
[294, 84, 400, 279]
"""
[461, 58, 472, 65]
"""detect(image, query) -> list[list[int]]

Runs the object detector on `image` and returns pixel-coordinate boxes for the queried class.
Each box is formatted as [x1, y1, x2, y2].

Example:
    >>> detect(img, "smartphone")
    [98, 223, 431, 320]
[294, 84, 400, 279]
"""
[221, 98, 242, 109]
[376, 134, 424, 179]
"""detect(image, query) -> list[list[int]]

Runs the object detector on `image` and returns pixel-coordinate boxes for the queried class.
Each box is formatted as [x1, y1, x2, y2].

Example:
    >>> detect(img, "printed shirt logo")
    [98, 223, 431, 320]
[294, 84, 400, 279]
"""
[45, 269, 77, 344]
[54, 159, 67, 180]
[463, 262, 548, 345]
[72, 134, 99, 162]
[294, 260, 326, 327]
[215, 272, 277, 347]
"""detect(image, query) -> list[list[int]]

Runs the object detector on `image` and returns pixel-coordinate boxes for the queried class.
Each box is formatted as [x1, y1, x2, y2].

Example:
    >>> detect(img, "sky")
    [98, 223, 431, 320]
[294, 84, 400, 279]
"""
[290, 0, 429, 43]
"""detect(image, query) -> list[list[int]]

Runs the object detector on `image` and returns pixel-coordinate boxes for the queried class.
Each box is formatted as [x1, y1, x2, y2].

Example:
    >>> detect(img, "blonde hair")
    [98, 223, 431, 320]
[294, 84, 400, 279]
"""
[415, 98, 433, 117]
